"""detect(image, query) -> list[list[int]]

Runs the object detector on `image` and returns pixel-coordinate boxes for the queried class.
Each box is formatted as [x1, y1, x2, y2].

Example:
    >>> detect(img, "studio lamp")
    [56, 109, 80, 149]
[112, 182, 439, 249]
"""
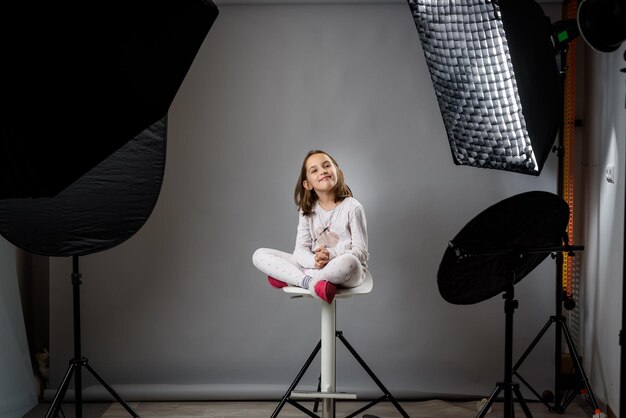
[577, 0, 626, 52]
[1, 1, 218, 199]
[0, 1, 219, 417]
[406, 0, 614, 416]
[407, 0, 561, 176]
[437, 191, 579, 418]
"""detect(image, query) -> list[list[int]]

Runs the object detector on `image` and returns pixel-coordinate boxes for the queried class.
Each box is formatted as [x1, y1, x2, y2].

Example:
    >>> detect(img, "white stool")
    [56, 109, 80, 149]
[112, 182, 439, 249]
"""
[270, 271, 409, 418]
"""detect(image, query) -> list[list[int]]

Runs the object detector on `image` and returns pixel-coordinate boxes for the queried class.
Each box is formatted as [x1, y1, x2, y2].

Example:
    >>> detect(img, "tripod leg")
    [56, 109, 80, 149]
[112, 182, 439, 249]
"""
[477, 384, 502, 418]
[514, 371, 552, 408]
[514, 318, 555, 372]
[336, 332, 409, 418]
[513, 318, 558, 407]
[83, 363, 140, 417]
[271, 340, 321, 418]
[45, 364, 76, 418]
[561, 322, 599, 410]
[560, 388, 579, 411]
[76, 361, 83, 418]
[513, 385, 533, 418]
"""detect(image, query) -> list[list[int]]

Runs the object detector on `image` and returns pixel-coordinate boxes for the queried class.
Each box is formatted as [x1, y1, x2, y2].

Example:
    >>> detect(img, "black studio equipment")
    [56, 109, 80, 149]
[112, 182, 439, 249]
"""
[0, 1, 219, 417]
[437, 191, 590, 418]
[407, 0, 626, 416]
[578, 0, 626, 53]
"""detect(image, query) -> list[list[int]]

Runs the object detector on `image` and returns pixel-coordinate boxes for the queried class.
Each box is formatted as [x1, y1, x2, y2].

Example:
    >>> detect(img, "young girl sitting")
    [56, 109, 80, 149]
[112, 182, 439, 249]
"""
[253, 149, 368, 304]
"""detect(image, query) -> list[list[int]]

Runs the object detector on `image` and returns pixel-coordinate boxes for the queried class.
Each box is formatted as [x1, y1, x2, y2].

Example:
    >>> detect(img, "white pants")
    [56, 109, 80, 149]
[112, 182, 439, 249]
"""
[252, 248, 365, 288]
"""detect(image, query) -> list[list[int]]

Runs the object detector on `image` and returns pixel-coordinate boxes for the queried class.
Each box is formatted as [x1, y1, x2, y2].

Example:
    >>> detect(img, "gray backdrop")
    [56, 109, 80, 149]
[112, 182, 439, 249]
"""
[48, 3, 564, 400]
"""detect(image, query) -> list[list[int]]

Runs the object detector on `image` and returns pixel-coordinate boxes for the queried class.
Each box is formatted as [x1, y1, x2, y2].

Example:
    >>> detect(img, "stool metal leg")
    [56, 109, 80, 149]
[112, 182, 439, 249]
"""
[337, 331, 410, 418]
[321, 300, 337, 418]
[270, 341, 322, 418]
[314, 375, 322, 412]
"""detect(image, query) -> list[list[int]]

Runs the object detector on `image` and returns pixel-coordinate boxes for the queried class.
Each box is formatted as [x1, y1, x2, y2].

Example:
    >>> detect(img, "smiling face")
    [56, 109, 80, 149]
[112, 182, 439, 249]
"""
[303, 153, 339, 195]
[295, 149, 353, 215]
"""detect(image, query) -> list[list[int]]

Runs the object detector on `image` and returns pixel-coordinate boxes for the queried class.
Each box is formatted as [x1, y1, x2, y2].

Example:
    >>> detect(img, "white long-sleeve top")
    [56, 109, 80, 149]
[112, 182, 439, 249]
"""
[293, 197, 368, 269]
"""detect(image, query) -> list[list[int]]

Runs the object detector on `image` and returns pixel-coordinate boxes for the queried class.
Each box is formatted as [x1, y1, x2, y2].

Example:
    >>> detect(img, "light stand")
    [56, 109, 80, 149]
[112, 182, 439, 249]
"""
[45, 256, 139, 418]
[437, 190, 571, 418]
[445, 244, 572, 418]
[409, 0, 625, 413]
[477, 256, 533, 418]
[511, 33, 600, 414]
[511, 249, 599, 413]
[0, 3, 218, 416]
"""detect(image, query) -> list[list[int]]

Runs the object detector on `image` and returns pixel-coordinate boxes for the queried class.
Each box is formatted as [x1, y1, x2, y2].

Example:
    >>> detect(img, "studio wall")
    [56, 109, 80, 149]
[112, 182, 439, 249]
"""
[0, 238, 37, 417]
[48, 2, 568, 401]
[581, 42, 626, 414]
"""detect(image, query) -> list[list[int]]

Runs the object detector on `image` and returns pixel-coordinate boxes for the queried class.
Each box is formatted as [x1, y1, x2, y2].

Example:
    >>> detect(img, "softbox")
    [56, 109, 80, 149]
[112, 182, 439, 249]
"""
[0, 2, 219, 414]
[408, 0, 561, 175]
[0, 117, 167, 257]
[1, 0, 219, 199]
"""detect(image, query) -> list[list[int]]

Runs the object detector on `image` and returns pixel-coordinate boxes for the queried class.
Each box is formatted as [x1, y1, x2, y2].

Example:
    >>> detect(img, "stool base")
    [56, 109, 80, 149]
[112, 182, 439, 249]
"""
[270, 331, 410, 418]
[291, 391, 357, 400]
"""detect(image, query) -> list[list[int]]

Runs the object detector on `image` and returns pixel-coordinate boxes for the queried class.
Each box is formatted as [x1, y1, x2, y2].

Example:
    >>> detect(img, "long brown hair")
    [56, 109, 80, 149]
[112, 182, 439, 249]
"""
[294, 150, 352, 216]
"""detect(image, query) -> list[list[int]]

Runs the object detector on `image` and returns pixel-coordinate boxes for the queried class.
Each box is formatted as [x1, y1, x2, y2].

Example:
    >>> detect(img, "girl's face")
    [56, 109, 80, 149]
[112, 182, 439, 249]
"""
[303, 153, 338, 194]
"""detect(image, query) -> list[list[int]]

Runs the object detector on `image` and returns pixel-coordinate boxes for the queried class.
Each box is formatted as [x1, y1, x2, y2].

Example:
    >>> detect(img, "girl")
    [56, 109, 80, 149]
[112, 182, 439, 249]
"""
[252, 150, 368, 304]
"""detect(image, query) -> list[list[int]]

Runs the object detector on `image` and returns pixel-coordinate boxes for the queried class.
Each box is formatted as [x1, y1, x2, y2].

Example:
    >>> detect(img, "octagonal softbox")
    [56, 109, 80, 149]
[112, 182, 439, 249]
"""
[1, 0, 218, 199]
[0, 0, 218, 256]
[0, 117, 167, 257]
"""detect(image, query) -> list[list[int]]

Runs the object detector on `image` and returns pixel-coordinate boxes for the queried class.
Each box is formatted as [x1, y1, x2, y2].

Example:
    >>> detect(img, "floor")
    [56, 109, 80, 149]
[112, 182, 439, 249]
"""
[24, 398, 596, 418]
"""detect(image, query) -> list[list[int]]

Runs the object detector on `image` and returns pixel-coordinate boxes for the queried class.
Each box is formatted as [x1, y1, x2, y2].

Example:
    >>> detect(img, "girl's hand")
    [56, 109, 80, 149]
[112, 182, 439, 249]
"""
[314, 259, 329, 269]
[314, 245, 330, 269]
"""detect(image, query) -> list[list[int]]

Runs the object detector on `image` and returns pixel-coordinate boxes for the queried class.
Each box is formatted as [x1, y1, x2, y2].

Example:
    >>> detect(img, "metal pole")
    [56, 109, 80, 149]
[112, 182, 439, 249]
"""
[321, 300, 336, 418]
[72, 256, 83, 418]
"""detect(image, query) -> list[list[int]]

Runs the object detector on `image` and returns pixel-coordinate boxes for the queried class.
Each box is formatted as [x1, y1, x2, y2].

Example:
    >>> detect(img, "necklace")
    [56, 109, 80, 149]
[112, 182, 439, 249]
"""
[316, 203, 342, 248]
[320, 206, 336, 234]
[319, 200, 342, 234]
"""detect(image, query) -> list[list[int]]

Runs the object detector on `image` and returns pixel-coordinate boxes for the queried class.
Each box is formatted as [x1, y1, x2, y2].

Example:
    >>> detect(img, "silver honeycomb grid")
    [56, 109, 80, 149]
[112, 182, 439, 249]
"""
[408, 0, 538, 173]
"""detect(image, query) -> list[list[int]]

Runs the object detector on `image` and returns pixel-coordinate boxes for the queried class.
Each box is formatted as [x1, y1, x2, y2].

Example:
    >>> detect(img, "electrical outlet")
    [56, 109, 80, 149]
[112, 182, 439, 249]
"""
[606, 165, 615, 183]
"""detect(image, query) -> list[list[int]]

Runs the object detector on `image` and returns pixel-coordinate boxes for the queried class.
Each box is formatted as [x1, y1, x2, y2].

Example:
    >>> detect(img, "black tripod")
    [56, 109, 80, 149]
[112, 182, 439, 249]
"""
[45, 256, 139, 418]
[440, 193, 572, 418]
[477, 255, 534, 418]
[511, 40, 599, 414]
[512, 248, 599, 413]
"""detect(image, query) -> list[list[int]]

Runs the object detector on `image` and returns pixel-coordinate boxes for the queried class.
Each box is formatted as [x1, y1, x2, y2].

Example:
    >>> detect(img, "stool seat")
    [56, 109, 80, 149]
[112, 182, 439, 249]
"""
[281, 270, 373, 298]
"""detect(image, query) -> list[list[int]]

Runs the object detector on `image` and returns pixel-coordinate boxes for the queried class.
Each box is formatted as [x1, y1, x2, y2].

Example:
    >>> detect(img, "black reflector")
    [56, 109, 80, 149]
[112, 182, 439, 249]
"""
[437, 191, 569, 305]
